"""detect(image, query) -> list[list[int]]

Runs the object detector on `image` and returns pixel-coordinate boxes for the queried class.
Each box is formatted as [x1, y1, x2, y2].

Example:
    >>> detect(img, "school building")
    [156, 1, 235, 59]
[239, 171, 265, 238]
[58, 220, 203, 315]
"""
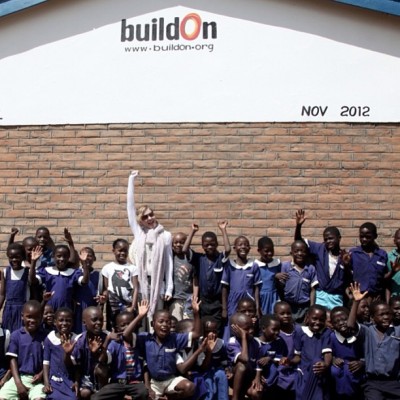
[0, 0, 399, 262]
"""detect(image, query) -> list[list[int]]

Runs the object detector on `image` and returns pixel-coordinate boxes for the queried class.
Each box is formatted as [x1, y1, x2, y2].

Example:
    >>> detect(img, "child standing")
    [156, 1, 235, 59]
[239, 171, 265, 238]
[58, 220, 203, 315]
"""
[42, 304, 55, 334]
[74, 247, 104, 333]
[348, 282, 400, 399]
[0, 243, 30, 332]
[295, 210, 348, 309]
[43, 307, 79, 400]
[137, 297, 202, 400]
[347, 222, 389, 300]
[292, 305, 332, 400]
[330, 306, 365, 400]
[389, 295, 400, 326]
[255, 236, 282, 315]
[387, 228, 400, 297]
[221, 236, 262, 341]
[102, 239, 139, 330]
[190, 222, 231, 336]
[281, 240, 318, 323]
[32, 244, 90, 312]
[169, 226, 197, 321]
[0, 300, 47, 400]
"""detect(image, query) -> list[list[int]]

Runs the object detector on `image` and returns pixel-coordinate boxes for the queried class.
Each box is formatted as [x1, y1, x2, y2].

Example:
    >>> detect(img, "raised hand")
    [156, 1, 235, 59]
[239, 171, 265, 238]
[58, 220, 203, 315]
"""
[61, 334, 75, 355]
[295, 209, 306, 225]
[31, 246, 43, 262]
[340, 249, 351, 267]
[88, 336, 103, 354]
[218, 220, 228, 231]
[43, 291, 55, 303]
[130, 170, 139, 177]
[63, 228, 73, 245]
[391, 257, 400, 274]
[11, 227, 19, 236]
[349, 282, 368, 302]
[137, 299, 150, 317]
[191, 296, 201, 314]
[192, 223, 199, 232]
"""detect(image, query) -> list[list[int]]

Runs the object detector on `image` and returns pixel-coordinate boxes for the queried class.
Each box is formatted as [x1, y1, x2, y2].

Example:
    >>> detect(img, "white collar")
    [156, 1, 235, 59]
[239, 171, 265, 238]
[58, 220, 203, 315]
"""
[47, 330, 78, 345]
[334, 330, 356, 344]
[302, 326, 326, 337]
[45, 266, 76, 276]
[230, 259, 254, 270]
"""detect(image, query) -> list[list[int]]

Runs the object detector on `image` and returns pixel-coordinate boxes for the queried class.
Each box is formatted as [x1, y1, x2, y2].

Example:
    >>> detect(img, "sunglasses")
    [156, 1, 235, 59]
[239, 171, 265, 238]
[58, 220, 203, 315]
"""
[141, 212, 154, 220]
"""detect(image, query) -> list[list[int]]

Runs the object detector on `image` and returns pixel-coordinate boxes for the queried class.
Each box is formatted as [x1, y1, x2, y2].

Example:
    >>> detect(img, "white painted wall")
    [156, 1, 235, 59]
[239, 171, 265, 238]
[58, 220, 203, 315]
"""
[0, 0, 399, 124]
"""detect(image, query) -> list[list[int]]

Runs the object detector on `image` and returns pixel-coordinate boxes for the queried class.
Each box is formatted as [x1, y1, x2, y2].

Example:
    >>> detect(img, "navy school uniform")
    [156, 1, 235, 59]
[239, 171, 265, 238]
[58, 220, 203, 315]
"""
[73, 269, 102, 334]
[255, 258, 281, 315]
[6, 326, 47, 375]
[92, 334, 148, 400]
[306, 240, 347, 307]
[330, 329, 365, 400]
[278, 325, 303, 400]
[137, 331, 192, 382]
[281, 261, 318, 322]
[226, 334, 261, 370]
[197, 337, 229, 400]
[221, 260, 262, 342]
[350, 245, 388, 297]
[36, 266, 84, 311]
[294, 326, 332, 400]
[43, 331, 79, 400]
[71, 330, 110, 392]
[256, 335, 289, 393]
[2, 265, 30, 333]
[192, 252, 229, 332]
[358, 323, 400, 400]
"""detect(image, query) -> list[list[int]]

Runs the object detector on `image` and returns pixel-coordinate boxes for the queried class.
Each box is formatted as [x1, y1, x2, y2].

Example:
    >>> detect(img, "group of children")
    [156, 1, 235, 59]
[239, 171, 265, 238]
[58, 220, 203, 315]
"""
[1, 207, 400, 400]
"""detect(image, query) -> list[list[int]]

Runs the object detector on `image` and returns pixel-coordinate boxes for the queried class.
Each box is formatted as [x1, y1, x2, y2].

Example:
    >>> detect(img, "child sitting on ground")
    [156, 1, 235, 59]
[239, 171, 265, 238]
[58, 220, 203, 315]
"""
[137, 297, 202, 400]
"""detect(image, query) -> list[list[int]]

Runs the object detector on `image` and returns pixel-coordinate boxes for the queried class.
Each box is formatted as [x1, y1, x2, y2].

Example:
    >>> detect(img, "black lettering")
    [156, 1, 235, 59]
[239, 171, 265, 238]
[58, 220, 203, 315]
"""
[202, 21, 217, 39]
[121, 19, 134, 42]
[166, 17, 180, 40]
[136, 24, 150, 41]
[301, 106, 311, 116]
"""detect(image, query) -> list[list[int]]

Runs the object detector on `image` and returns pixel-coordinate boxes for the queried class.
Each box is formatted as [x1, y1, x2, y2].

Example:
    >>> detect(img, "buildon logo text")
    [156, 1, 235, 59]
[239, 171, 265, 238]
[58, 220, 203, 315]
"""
[121, 13, 217, 42]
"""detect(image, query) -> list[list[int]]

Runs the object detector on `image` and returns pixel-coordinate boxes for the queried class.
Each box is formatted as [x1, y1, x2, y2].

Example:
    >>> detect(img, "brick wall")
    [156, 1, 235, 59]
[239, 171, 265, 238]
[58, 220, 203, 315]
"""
[1, 122, 399, 265]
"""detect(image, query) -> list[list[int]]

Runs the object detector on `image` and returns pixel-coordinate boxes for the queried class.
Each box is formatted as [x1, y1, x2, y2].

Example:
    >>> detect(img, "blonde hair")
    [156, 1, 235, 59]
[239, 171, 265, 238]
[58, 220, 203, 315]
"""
[136, 205, 154, 225]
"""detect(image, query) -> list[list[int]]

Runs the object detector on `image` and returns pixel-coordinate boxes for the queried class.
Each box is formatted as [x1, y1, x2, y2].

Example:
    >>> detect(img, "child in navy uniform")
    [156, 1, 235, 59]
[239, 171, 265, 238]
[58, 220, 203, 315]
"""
[227, 313, 261, 400]
[330, 306, 365, 400]
[32, 244, 90, 312]
[348, 282, 400, 400]
[346, 222, 389, 300]
[0, 243, 30, 332]
[274, 301, 301, 400]
[255, 236, 282, 315]
[197, 318, 229, 400]
[292, 304, 332, 400]
[0, 300, 46, 400]
[281, 240, 318, 323]
[189, 222, 231, 336]
[74, 247, 104, 333]
[92, 302, 150, 400]
[295, 209, 348, 309]
[71, 306, 111, 398]
[137, 297, 202, 400]
[221, 235, 262, 341]
[254, 315, 289, 397]
[43, 307, 79, 400]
